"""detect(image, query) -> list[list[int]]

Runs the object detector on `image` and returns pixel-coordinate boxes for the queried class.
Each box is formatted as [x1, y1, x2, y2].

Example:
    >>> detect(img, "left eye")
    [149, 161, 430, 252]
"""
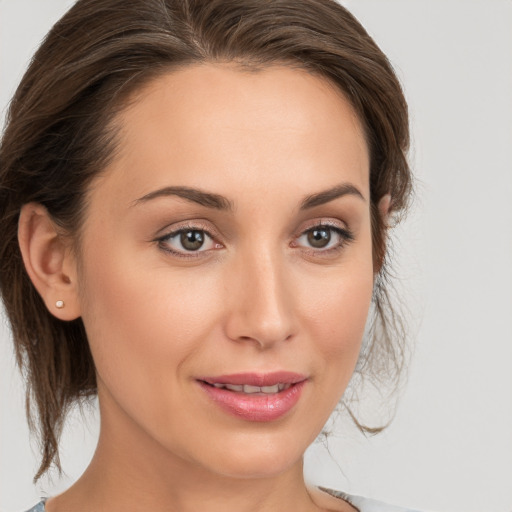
[160, 229, 217, 253]
[296, 226, 349, 250]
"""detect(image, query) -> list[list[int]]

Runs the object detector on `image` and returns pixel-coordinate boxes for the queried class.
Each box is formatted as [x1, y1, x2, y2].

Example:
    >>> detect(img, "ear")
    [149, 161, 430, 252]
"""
[377, 194, 392, 226]
[18, 203, 81, 321]
[373, 194, 392, 276]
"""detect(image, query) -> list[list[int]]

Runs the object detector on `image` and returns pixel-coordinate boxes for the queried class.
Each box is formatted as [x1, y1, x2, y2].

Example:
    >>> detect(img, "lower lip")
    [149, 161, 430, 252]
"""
[198, 381, 307, 422]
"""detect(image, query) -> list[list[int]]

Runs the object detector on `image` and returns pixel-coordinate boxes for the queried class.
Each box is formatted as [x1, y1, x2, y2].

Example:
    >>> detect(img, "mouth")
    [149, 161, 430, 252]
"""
[197, 372, 307, 421]
[204, 382, 293, 394]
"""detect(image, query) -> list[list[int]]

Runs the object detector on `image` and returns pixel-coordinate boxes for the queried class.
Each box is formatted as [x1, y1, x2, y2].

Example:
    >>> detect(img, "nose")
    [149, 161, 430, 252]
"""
[223, 249, 296, 349]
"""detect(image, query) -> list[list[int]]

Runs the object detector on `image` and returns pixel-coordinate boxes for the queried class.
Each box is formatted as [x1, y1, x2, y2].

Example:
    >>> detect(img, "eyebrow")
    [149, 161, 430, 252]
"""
[133, 186, 234, 211]
[299, 183, 366, 209]
[133, 182, 365, 211]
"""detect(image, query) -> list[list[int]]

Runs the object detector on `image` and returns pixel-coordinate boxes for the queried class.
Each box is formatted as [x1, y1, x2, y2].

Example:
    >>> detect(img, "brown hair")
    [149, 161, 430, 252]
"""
[0, 0, 411, 481]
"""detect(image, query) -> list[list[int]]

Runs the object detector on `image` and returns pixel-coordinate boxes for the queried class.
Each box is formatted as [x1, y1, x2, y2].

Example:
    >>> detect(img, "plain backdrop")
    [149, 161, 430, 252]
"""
[1, 1, 511, 512]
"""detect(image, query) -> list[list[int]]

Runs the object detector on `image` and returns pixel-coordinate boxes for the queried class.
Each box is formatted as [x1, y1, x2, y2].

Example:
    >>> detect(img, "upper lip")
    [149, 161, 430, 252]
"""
[199, 371, 307, 387]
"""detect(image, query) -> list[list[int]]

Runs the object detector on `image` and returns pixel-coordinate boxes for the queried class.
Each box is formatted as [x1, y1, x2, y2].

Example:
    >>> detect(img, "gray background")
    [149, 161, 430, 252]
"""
[1, 1, 511, 511]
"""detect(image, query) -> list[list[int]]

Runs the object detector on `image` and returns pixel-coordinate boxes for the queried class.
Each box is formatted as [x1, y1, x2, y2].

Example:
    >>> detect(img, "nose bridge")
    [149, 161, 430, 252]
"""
[224, 245, 295, 348]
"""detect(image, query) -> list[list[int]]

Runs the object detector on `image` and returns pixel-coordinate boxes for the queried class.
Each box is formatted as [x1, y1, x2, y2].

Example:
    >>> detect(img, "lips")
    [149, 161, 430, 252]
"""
[197, 371, 307, 421]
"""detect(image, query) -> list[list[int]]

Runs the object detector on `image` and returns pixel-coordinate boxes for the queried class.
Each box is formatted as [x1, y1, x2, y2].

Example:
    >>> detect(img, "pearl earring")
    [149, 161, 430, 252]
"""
[55, 300, 65, 309]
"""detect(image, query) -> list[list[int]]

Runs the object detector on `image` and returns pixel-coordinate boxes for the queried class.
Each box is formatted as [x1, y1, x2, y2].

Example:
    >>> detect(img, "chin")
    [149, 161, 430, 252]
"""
[193, 432, 308, 480]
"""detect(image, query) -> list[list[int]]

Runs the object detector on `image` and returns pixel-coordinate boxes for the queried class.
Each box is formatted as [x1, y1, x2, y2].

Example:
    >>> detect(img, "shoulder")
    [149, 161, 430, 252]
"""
[319, 487, 425, 512]
[23, 500, 46, 512]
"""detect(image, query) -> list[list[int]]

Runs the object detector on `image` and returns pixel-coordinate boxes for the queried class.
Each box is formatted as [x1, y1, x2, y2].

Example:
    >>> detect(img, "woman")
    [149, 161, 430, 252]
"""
[0, 1, 414, 511]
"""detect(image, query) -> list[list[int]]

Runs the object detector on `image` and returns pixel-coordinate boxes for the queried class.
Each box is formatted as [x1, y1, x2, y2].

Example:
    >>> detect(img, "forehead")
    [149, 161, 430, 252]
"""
[98, 64, 370, 204]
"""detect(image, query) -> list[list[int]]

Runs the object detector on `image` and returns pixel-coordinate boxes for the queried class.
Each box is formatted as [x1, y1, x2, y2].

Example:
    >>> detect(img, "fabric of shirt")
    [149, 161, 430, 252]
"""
[323, 488, 421, 512]
[24, 488, 422, 512]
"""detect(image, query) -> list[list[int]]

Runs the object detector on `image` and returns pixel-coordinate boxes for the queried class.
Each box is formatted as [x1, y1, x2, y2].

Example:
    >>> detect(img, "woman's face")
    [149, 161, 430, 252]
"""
[75, 64, 373, 478]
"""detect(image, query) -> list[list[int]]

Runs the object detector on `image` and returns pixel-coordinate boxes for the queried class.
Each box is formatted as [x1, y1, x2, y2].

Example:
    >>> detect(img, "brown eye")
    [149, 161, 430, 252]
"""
[180, 230, 205, 251]
[158, 228, 217, 255]
[295, 224, 353, 253]
[306, 228, 331, 248]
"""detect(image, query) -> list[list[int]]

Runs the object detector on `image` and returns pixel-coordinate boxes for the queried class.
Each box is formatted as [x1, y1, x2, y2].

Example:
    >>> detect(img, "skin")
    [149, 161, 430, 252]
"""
[19, 64, 387, 512]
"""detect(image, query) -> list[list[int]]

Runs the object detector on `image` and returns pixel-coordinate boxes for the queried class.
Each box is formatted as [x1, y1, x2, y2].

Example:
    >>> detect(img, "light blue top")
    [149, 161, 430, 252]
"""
[24, 489, 421, 512]
[325, 488, 421, 512]
[24, 502, 45, 512]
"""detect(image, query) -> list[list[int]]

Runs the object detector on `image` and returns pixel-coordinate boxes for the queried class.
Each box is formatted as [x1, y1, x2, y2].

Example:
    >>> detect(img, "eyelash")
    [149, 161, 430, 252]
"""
[155, 221, 354, 260]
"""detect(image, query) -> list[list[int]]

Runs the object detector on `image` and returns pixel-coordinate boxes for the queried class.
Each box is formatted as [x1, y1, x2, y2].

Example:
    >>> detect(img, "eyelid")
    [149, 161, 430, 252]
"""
[291, 219, 355, 253]
[154, 221, 223, 258]
[294, 218, 351, 240]
[153, 219, 217, 239]
[300, 216, 346, 230]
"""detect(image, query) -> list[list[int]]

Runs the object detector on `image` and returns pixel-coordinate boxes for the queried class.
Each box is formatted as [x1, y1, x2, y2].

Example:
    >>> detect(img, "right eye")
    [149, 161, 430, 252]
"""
[157, 228, 220, 256]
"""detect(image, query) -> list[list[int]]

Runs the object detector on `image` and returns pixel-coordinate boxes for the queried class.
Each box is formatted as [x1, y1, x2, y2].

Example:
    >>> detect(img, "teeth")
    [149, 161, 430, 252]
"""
[224, 384, 244, 392]
[211, 382, 292, 393]
[243, 384, 262, 394]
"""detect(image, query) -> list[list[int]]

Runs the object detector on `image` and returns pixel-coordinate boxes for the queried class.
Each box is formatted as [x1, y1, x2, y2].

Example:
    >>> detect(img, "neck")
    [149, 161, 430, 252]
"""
[46, 398, 322, 512]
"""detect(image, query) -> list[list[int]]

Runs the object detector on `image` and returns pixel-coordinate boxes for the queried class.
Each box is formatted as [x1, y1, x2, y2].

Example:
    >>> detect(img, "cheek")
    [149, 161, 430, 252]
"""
[76, 243, 219, 399]
[77, 254, 230, 447]
[293, 250, 375, 399]
[299, 263, 374, 351]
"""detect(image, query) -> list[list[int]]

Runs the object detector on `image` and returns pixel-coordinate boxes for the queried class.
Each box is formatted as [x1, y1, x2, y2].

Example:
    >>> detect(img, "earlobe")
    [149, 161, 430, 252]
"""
[18, 203, 81, 321]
